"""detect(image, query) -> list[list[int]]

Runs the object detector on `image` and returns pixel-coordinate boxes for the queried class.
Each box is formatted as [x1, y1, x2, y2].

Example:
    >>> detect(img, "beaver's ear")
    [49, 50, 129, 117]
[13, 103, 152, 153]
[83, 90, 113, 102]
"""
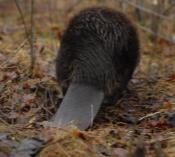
[51, 83, 104, 130]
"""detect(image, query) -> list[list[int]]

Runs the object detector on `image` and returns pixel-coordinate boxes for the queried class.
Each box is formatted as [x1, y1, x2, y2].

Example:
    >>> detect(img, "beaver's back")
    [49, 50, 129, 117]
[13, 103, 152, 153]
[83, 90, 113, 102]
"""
[56, 7, 139, 95]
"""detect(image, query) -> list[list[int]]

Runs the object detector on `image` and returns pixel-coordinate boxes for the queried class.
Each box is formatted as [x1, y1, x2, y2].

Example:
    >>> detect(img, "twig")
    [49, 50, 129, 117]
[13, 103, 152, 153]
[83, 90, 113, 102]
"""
[117, 0, 174, 21]
[47, 0, 57, 52]
[65, 0, 82, 13]
[0, 117, 10, 126]
[0, 39, 28, 69]
[14, 0, 36, 72]
[90, 104, 94, 129]
[48, 90, 56, 113]
[14, 0, 30, 43]
[138, 111, 164, 122]
[137, 24, 175, 44]
[116, 0, 175, 44]
[162, 1, 175, 15]
[30, 0, 35, 72]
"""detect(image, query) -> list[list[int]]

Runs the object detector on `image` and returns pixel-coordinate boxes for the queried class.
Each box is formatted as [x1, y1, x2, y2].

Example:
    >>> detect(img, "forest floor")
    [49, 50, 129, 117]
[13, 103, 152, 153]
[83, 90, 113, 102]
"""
[0, 1, 175, 157]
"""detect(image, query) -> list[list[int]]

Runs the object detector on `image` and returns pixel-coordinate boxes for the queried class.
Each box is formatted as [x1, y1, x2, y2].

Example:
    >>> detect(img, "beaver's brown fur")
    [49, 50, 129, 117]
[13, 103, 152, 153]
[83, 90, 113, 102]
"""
[56, 7, 140, 103]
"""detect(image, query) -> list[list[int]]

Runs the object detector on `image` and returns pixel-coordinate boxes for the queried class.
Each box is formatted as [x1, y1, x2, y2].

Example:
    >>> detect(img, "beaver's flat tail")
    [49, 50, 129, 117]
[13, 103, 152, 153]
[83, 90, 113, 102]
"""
[51, 83, 104, 130]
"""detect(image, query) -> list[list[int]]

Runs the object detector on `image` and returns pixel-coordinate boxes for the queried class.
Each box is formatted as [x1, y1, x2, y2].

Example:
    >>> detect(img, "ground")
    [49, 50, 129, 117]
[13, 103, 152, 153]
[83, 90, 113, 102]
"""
[0, 1, 175, 157]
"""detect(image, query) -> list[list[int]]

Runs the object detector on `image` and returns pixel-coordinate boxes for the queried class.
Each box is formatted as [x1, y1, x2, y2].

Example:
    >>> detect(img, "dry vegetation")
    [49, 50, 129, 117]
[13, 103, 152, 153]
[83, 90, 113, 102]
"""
[0, 0, 175, 157]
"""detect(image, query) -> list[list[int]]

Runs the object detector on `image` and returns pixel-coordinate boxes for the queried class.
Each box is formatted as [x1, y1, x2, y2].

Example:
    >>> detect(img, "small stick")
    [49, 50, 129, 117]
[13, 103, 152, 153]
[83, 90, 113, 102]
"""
[138, 111, 164, 122]
[90, 104, 94, 129]
[14, 0, 30, 43]
[30, 0, 35, 72]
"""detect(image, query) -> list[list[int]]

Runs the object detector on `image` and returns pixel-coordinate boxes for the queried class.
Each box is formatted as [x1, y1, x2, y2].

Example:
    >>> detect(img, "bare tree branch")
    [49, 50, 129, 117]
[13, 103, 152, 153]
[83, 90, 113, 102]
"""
[14, 0, 30, 43]
[30, 0, 35, 72]
[65, 0, 82, 13]
[162, 0, 175, 15]
[116, 0, 174, 21]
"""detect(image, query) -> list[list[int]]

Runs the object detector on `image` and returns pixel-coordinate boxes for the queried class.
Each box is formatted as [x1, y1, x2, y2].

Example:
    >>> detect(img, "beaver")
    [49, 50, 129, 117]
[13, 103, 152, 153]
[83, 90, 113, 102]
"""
[52, 7, 140, 130]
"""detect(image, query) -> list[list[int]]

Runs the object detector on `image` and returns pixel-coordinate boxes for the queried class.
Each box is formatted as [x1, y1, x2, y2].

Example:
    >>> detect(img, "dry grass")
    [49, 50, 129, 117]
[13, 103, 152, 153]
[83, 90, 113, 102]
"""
[0, 1, 175, 156]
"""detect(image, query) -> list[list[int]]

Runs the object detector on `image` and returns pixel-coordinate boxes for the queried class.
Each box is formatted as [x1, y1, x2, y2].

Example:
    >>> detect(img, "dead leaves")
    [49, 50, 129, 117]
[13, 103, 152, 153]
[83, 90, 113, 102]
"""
[0, 71, 18, 82]
[51, 26, 62, 40]
[72, 130, 87, 141]
[168, 74, 175, 81]
[0, 1, 175, 157]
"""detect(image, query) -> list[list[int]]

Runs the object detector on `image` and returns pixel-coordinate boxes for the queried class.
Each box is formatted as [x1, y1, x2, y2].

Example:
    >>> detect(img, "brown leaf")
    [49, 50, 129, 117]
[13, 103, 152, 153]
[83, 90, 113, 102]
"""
[0, 72, 18, 82]
[72, 130, 87, 140]
[23, 83, 32, 90]
[163, 102, 173, 110]
[168, 74, 175, 81]
[51, 26, 62, 39]
[147, 120, 169, 129]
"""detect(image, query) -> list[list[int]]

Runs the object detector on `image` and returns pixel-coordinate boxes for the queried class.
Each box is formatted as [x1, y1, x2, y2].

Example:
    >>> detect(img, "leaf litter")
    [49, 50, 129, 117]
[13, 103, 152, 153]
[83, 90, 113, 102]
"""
[0, 1, 175, 157]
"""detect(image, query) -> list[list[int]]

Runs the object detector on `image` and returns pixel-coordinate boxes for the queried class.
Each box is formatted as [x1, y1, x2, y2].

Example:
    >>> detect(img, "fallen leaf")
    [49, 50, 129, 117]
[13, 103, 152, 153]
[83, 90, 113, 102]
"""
[168, 74, 175, 81]
[23, 83, 32, 90]
[51, 26, 62, 39]
[162, 102, 173, 110]
[72, 130, 87, 140]
[147, 120, 169, 129]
